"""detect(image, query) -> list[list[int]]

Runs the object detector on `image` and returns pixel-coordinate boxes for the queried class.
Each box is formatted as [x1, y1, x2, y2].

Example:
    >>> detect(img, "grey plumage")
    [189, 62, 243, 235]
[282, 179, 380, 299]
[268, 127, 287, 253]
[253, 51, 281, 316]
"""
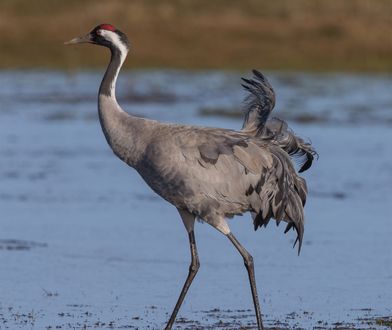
[65, 24, 316, 330]
[241, 70, 318, 174]
[128, 71, 313, 253]
[241, 69, 276, 135]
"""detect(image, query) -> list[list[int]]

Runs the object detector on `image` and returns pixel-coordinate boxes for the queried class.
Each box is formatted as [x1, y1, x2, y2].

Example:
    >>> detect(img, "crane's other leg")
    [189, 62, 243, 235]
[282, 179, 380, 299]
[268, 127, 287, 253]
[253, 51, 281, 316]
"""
[165, 210, 199, 330]
[227, 232, 264, 330]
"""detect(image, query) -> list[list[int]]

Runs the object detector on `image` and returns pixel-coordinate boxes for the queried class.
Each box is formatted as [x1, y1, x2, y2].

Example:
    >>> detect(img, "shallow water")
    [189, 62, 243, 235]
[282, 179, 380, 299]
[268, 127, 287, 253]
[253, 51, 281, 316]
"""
[0, 70, 391, 329]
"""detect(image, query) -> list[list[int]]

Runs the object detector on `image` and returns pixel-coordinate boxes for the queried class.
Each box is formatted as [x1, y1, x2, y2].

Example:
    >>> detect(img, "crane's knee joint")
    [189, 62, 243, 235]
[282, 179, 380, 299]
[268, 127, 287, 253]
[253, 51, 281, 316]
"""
[244, 254, 254, 268]
[189, 260, 200, 273]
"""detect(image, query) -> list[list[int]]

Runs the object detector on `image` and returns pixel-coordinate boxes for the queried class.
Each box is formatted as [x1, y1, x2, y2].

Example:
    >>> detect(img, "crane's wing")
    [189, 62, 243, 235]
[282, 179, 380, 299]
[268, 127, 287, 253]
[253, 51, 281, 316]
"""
[175, 128, 306, 253]
[241, 70, 317, 173]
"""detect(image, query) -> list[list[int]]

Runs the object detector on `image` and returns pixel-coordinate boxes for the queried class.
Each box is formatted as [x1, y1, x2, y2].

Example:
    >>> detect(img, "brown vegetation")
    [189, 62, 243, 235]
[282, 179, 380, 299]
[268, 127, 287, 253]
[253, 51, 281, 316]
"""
[0, 0, 391, 71]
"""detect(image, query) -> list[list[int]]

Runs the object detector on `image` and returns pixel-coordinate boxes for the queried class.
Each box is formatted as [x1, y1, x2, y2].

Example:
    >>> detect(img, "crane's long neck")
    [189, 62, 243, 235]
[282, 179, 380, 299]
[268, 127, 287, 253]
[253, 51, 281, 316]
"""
[98, 46, 148, 166]
[99, 47, 126, 98]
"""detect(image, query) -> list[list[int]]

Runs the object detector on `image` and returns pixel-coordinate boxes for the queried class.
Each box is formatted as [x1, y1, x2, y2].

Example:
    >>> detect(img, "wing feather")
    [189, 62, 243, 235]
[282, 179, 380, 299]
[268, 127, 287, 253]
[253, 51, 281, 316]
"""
[241, 70, 317, 173]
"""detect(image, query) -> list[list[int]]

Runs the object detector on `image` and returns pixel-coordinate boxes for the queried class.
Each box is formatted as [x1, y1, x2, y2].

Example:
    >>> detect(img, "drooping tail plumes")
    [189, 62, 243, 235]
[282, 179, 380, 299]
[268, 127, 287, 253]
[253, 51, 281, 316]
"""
[242, 70, 317, 254]
[241, 70, 317, 173]
[250, 147, 307, 254]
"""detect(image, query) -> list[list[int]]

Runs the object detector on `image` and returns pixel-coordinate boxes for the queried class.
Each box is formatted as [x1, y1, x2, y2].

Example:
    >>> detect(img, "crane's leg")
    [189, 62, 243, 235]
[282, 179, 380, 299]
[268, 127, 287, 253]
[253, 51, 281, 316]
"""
[227, 232, 264, 330]
[165, 210, 199, 330]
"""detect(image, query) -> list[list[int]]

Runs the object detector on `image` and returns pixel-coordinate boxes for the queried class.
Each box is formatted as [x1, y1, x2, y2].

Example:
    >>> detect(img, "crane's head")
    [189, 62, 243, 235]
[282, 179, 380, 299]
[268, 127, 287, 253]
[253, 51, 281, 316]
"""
[64, 24, 130, 52]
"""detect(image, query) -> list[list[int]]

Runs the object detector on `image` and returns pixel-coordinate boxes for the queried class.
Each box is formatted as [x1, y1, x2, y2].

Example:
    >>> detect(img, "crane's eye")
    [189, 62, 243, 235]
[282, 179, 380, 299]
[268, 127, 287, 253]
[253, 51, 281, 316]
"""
[96, 29, 103, 36]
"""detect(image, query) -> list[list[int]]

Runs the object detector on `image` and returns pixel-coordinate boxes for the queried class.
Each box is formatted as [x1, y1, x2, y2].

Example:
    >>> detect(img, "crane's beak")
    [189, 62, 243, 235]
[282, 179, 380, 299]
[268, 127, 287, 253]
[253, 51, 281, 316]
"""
[64, 33, 92, 45]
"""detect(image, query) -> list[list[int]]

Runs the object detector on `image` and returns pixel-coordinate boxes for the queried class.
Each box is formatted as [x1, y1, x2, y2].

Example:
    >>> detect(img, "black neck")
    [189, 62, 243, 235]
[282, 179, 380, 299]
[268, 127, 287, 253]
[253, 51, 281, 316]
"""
[99, 47, 124, 98]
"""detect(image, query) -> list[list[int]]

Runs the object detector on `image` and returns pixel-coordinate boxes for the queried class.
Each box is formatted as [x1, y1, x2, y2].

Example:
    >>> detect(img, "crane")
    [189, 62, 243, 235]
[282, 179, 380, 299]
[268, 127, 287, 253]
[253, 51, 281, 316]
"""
[65, 24, 316, 330]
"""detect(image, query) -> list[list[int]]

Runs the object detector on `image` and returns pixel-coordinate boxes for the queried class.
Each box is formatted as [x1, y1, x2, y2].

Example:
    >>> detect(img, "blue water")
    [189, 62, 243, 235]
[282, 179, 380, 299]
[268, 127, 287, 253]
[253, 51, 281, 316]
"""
[0, 70, 391, 329]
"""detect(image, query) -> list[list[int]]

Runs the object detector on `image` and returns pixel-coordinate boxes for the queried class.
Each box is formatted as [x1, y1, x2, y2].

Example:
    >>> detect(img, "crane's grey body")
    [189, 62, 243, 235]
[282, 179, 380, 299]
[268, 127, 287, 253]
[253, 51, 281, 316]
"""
[65, 24, 316, 330]
[99, 97, 308, 238]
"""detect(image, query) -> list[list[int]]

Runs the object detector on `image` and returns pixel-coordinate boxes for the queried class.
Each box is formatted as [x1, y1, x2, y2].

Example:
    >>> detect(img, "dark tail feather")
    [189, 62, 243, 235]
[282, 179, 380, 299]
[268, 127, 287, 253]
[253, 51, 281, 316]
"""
[299, 153, 313, 173]
[284, 221, 303, 255]
[241, 70, 275, 135]
[264, 118, 318, 173]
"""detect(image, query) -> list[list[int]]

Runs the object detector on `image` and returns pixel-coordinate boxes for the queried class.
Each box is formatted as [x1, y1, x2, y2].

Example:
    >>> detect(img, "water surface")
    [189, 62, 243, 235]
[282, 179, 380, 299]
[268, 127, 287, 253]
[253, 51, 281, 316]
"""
[0, 70, 391, 329]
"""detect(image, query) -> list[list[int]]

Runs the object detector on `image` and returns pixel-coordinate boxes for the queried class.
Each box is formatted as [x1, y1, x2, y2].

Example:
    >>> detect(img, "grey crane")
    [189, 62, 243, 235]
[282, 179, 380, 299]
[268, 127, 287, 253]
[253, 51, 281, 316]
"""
[65, 24, 316, 330]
